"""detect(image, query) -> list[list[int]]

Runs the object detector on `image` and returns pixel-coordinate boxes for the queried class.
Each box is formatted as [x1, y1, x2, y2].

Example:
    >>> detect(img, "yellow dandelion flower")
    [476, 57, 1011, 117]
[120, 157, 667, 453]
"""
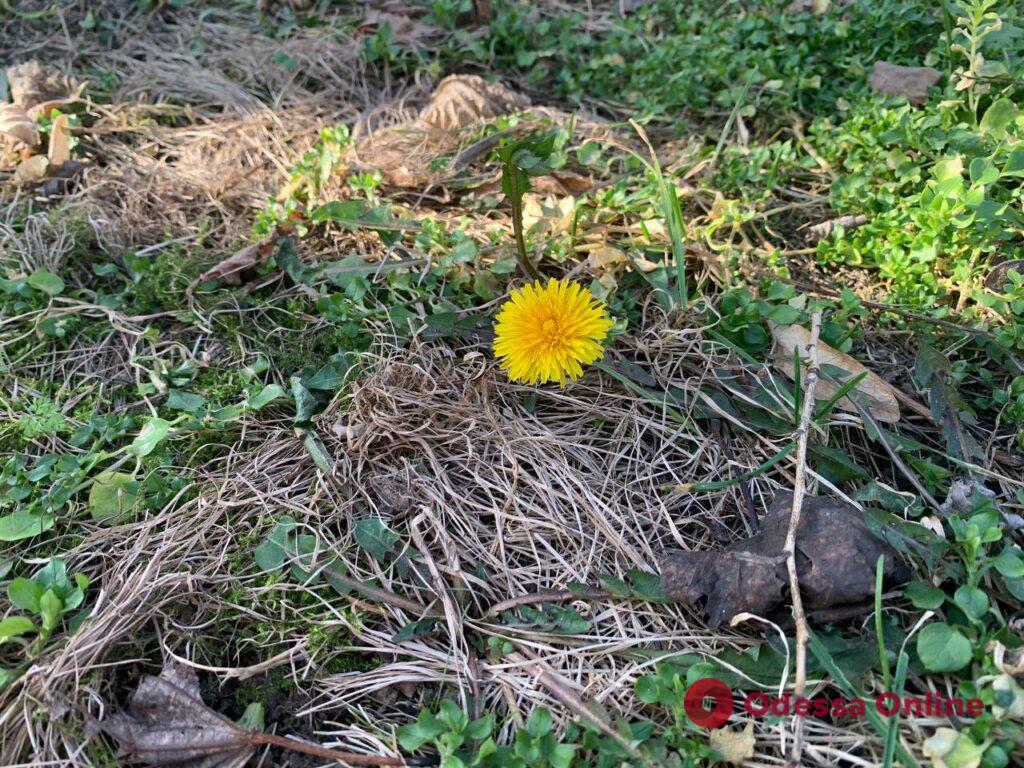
[493, 278, 614, 386]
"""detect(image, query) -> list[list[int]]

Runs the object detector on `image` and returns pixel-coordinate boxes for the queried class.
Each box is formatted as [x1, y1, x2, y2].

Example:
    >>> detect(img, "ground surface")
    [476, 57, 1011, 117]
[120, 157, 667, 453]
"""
[2, 2, 1024, 767]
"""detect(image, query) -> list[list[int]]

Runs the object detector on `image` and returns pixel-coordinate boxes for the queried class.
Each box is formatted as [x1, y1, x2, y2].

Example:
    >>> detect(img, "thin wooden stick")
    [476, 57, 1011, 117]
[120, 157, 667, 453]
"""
[783, 310, 821, 768]
[483, 587, 610, 618]
[250, 732, 436, 766]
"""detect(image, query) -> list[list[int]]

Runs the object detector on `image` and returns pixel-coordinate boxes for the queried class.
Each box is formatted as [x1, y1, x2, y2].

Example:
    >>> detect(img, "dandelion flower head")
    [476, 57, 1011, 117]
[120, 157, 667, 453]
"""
[493, 278, 613, 386]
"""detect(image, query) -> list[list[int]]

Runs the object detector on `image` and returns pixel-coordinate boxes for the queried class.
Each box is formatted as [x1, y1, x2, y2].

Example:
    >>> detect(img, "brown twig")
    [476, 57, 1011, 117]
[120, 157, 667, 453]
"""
[783, 310, 821, 768]
[250, 732, 437, 766]
[483, 587, 610, 618]
[510, 642, 655, 768]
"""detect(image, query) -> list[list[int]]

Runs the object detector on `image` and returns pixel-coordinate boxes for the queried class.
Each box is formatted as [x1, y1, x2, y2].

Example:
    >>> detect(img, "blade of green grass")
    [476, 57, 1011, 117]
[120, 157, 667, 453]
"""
[808, 630, 920, 768]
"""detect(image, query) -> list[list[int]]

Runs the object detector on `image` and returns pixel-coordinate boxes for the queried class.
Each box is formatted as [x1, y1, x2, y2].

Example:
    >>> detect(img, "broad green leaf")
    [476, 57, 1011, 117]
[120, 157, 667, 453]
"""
[931, 155, 964, 184]
[465, 713, 493, 740]
[923, 728, 984, 768]
[396, 710, 444, 751]
[0, 511, 55, 542]
[7, 579, 42, 612]
[354, 518, 399, 561]
[310, 199, 368, 225]
[916, 623, 972, 672]
[130, 417, 171, 457]
[166, 390, 206, 413]
[88, 472, 141, 522]
[27, 268, 64, 296]
[300, 430, 334, 475]
[303, 355, 352, 391]
[968, 156, 998, 185]
[36, 557, 69, 592]
[979, 98, 1019, 140]
[809, 445, 870, 483]
[248, 383, 285, 410]
[994, 547, 1024, 578]
[39, 589, 63, 633]
[0, 616, 36, 643]
[627, 569, 668, 601]
[550, 743, 576, 768]
[288, 533, 319, 581]
[254, 517, 297, 572]
[0, 668, 17, 692]
[635, 674, 662, 704]
[392, 617, 437, 643]
[953, 585, 989, 621]
[904, 581, 945, 610]
[208, 404, 245, 422]
[291, 376, 317, 423]
[1003, 147, 1024, 177]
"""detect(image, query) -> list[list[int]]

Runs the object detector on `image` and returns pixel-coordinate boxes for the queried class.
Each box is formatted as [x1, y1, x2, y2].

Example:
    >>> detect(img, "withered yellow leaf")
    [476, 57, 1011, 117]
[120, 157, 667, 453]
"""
[0, 103, 39, 148]
[709, 723, 755, 765]
[47, 113, 71, 167]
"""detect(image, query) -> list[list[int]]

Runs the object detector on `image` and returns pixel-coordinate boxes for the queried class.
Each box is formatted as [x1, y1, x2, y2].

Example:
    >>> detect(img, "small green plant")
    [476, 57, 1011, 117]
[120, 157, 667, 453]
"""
[17, 397, 67, 440]
[949, 0, 1006, 116]
[3, 558, 89, 651]
[904, 491, 1024, 675]
[496, 130, 562, 280]
[398, 702, 577, 768]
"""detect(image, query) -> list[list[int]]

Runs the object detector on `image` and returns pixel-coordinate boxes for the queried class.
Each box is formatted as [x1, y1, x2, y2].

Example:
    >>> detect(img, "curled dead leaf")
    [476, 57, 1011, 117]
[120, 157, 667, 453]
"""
[0, 103, 40, 149]
[417, 74, 530, 131]
[770, 321, 901, 423]
[101, 660, 429, 767]
[522, 194, 575, 239]
[6, 59, 76, 114]
[709, 723, 756, 766]
[100, 662, 255, 767]
[530, 169, 595, 197]
[659, 493, 909, 627]
[348, 75, 530, 189]
[584, 242, 626, 272]
[807, 214, 869, 241]
[13, 155, 49, 185]
[186, 232, 280, 297]
[986, 259, 1024, 293]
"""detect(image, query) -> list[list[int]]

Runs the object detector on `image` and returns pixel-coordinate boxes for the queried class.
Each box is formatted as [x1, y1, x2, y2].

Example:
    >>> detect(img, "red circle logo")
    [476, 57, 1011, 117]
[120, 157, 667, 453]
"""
[684, 678, 734, 728]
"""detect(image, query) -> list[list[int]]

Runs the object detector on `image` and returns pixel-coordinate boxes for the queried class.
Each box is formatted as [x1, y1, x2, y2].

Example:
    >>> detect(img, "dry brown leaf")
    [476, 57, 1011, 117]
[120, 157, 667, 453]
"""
[522, 194, 575, 237]
[770, 321, 901, 423]
[868, 61, 942, 107]
[47, 113, 71, 167]
[186, 232, 280, 297]
[0, 103, 40, 148]
[348, 75, 529, 189]
[582, 242, 626, 272]
[100, 662, 255, 767]
[417, 74, 530, 131]
[807, 214, 869, 240]
[13, 155, 49, 185]
[101, 660, 422, 767]
[6, 60, 74, 113]
[709, 723, 756, 766]
[660, 493, 909, 627]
